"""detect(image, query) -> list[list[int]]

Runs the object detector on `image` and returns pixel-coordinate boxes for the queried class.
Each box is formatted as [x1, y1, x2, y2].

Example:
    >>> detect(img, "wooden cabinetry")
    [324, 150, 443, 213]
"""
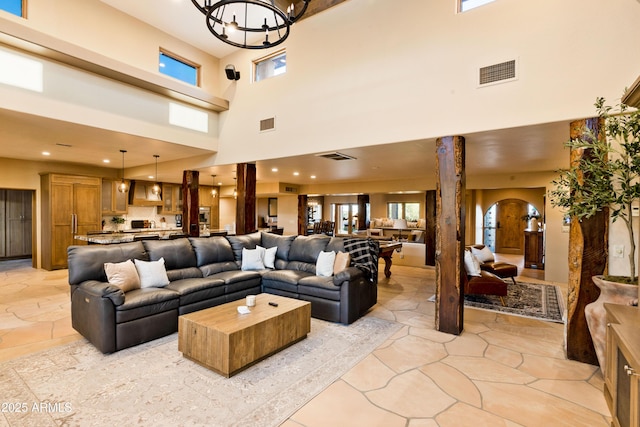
[128, 180, 162, 206]
[199, 185, 220, 229]
[41, 174, 101, 270]
[160, 183, 183, 214]
[524, 230, 544, 269]
[605, 304, 640, 427]
[101, 179, 128, 215]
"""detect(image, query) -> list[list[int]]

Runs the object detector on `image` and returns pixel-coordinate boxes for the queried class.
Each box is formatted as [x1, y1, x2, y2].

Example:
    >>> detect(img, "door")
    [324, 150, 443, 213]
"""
[495, 199, 527, 254]
[6, 190, 32, 257]
[74, 183, 102, 239]
[52, 182, 74, 268]
[335, 204, 358, 235]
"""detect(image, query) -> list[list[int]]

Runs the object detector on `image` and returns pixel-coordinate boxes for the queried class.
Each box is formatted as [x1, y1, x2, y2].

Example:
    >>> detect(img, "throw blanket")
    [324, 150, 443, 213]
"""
[344, 238, 379, 283]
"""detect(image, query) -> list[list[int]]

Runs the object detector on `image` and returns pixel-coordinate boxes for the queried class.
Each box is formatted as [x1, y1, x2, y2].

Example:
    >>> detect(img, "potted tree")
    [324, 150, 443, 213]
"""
[550, 96, 640, 371]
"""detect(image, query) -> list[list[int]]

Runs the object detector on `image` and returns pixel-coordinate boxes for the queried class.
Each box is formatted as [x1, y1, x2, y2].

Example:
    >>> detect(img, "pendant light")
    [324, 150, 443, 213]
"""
[118, 150, 128, 193]
[211, 175, 217, 198]
[151, 155, 161, 196]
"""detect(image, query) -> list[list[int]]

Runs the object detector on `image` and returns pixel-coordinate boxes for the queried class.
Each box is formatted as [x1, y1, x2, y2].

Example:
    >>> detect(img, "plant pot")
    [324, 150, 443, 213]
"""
[584, 275, 637, 373]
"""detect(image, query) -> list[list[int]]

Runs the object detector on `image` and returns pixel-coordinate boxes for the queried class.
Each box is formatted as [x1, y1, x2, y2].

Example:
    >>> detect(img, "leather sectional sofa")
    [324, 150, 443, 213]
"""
[67, 232, 378, 354]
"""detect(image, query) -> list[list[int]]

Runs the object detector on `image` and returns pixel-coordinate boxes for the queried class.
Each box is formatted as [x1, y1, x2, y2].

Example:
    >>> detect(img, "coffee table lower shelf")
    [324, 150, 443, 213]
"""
[178, 294, 311, 377]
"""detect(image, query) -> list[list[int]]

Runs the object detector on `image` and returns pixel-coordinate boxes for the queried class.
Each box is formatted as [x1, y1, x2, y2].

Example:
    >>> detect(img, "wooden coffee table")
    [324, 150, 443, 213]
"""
[178, 294, 311, 377]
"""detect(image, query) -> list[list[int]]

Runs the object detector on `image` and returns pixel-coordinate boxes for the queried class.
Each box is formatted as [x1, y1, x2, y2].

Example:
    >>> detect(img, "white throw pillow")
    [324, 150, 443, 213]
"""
[242, 247, 265, 271]
[104, 259, 140, 292]
[134, 257, 170, 288]
[463, 250, 482, 277]
[316, 251, 336, 277]
[258, 245, 278, 269]
[471, 246, 495, 264]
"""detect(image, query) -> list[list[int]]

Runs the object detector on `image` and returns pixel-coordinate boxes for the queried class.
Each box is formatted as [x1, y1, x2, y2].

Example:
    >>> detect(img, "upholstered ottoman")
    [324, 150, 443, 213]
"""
[481, 262, 518, 284]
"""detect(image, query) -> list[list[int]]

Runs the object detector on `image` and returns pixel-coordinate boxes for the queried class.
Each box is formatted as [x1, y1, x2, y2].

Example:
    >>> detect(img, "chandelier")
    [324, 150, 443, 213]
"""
[191, 0, 311, 49]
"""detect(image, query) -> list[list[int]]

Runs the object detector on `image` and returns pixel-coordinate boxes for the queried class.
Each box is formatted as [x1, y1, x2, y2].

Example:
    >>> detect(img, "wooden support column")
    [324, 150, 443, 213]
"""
[357, 194, 369, 230]
[566, 118, 607, 365]
[435, 136, 465, 335]
[235, 163, 256, 235]
[182, 170, 199, 237]
[425, 190, 436, 266]
[297, 194, 308, 236]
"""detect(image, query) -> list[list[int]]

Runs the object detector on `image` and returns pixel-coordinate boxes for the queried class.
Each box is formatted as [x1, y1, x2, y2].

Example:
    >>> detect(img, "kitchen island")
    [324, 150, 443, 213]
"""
[74, 228, 231, 244]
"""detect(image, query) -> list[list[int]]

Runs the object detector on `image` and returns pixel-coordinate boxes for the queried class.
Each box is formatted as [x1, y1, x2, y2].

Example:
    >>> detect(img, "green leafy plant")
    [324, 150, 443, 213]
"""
[111, 216, 125, 225]
[550, 97, 640, 284]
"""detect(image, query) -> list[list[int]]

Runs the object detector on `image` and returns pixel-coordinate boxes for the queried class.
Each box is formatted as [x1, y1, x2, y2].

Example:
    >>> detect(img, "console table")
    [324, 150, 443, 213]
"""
[524, 230, 544, 269]
[604, 303, 640, 426]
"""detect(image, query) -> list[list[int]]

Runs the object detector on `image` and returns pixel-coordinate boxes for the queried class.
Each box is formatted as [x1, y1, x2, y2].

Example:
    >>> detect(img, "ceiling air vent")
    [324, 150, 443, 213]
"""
[315, 152, 356, 161]
[259, 117, 275, 132]
[478, 59, 517, 86]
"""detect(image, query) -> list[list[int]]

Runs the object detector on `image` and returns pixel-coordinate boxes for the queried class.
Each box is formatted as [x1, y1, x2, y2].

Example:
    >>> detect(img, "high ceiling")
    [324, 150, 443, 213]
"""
[0, 0, 571, 190]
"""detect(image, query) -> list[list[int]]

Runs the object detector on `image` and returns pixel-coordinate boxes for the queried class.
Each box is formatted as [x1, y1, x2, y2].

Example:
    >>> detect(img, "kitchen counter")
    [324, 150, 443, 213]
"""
[75, 228, 184, 244]
[74, 228, 234, 244]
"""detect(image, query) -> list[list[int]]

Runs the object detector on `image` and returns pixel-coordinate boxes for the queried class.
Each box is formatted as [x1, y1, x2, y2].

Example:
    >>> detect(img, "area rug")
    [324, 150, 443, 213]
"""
[0, 316, 400, 427]
[428, 281, 565, 323]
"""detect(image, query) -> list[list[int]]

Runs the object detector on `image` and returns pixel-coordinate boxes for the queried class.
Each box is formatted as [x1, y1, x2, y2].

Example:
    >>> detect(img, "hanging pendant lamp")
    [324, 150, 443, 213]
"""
[118, 150, 128, 193]
[152, 155, 161, 196]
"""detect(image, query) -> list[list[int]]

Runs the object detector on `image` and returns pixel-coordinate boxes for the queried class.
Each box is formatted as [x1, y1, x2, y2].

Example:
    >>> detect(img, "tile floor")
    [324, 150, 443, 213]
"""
[0, 258, 610, 426]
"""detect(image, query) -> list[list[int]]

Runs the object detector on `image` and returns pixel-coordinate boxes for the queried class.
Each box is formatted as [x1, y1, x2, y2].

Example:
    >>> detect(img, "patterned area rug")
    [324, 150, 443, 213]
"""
[1, 316, 401, 427]
[429, 281, 565, 323]
[465, 281, 565, 323]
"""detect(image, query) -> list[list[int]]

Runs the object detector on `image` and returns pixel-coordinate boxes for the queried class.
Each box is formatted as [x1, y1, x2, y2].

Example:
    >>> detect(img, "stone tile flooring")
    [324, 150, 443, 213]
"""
[0, 259, 610, 426]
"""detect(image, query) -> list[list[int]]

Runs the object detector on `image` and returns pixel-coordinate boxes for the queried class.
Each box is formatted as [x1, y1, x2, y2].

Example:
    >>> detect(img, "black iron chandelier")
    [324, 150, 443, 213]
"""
[191, 0, 310, 49]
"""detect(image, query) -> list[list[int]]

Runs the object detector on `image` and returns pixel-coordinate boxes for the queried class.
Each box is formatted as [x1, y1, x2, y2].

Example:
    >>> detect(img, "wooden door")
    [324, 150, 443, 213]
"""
[6, 190, 32, 257]
[0, 190, 5, 258]
[495, 199, 527, 254]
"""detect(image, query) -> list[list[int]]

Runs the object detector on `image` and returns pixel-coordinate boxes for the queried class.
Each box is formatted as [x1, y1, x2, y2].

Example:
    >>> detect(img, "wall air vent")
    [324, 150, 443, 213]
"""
[259, 117, 275, 132]
[315, 152, 356, 161]
[478, 59, 517, 86]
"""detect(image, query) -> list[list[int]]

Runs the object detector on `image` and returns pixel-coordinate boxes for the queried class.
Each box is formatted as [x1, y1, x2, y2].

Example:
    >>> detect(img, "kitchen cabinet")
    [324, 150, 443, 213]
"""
[101, 179, 128, 215]
[41, 174, 101, 270]
[160, 183, 183, 214]
[605, 304, 640, 427]
[524, 230, 544, 269]
[128, 180, 162, 207]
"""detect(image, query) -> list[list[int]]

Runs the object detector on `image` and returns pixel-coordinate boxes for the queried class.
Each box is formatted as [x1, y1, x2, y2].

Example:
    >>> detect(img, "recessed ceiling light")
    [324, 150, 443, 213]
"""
[271, 167, 278, 172]
[42, 151, 50, 156]
[293, 172, 299, 176]
[103, 159, 110, 163]
[310, 175, 316, 179]
[148, 175, 155, 179]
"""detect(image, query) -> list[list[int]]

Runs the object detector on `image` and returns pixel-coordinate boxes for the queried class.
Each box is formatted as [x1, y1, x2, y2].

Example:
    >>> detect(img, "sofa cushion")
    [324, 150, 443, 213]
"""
[260, 232, 295, 261]
[262, 269, 313, 294]
[285, 260, 316, 274]
[166, 277, 225, 306]
[189, 236, 235, 267]
[134, 258, 170, 288]
[325, 237, 345, 253]
[464, 249, 482, 277]
[316, 251, 336, 277]
[210, 270, 262, 285]
[333, 251, 351, 275]
[289, 235, 330, 263]
[298, 276, 341, 301]
[242, 247, 265, 270]
[68, 241, 147, 285]
[199, 261, 240, 276]
[143, 238, 197, 270]
[166, 267, 203, 282]
[227, 232, 262, 261]
[104, 259, 140, 292]
[471, 245, 495, 263]
[259, 245, 278, 269]
[114, 287, 179, 324]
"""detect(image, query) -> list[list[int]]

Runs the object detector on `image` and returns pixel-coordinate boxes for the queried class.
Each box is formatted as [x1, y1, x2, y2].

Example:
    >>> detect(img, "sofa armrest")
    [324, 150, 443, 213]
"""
[333, 266, 364, 285]
[78, 280, 125, 306]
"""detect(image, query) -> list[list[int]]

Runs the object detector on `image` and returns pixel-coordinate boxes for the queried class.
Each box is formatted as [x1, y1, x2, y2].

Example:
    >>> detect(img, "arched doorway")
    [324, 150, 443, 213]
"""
[483, 198, 541, 254]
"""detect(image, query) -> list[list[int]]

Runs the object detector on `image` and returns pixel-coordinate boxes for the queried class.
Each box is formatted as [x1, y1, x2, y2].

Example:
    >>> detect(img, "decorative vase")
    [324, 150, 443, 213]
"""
[529, 220, 539, 231]
[584, 275, 637, 373]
